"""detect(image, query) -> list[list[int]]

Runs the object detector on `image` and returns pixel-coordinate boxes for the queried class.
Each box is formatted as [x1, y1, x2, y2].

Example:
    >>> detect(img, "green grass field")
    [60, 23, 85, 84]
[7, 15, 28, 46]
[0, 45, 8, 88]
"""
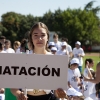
[82, 53, 100, 71]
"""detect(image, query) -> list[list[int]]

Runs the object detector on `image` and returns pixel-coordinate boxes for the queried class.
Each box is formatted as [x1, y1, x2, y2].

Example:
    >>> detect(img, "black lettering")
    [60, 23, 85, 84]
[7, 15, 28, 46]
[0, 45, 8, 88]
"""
[42, 65, 50, 76]
[11, 66, 19, 75]
[0, 66, 2, 74]
[52, 68, 60, 77]
[28, 67, 36, 75]
[19, 67, 27, 75]
[37, 67, 40, 76]
[3, 66, 11, 75]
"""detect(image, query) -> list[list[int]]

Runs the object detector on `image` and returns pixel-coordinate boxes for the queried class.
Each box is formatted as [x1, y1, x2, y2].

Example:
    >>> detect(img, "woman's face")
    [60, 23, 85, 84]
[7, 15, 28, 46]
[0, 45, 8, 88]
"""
[89, 61, 94, 67]
[32, 27, 48, 49]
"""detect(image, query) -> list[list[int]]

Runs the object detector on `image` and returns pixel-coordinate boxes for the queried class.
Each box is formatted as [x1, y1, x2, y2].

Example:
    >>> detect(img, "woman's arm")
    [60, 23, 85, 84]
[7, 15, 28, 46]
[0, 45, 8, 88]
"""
[10, 88, 27, 100]
[84, 77, 100, 83]
[10, 88, 21, 96]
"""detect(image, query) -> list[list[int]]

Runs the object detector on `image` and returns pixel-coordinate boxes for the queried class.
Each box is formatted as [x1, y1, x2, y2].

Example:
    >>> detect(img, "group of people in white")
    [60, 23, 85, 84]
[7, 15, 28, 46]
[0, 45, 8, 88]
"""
[0, 22, 100, 100]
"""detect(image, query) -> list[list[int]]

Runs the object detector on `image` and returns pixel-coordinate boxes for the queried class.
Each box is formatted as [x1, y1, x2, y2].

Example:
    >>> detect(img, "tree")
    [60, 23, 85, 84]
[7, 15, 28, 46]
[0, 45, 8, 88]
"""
[84, 1, 100, 16]
[48, 8, 100, 46]
[1, 12, 35, 43]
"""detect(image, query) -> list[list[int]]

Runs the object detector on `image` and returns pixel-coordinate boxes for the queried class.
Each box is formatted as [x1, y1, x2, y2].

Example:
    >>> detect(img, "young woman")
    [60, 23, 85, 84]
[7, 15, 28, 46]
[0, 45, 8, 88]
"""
[83, 59, 94, 79]
[10, 22, 67, 100]
[13, 41, 21, 53]
[84, 62, 100, 99]
[83, 59, 96, 98]
[4, 40, 15, 53]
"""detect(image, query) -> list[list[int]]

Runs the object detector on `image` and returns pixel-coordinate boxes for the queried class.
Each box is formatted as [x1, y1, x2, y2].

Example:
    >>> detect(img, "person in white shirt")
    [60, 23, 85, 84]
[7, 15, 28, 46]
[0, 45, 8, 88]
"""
[13, 41, 21, 53]
[61, 37, 72, 58]
[56, 42, 69, 55]
[48, 41, 55, 50]
[72, 41, 85, 73]
[51, 47, 57, 54]
[53, 33, 62, 50]
[84, 62, 100, 84]
[68, 58, 81, 92]
[83, 59, 94, 79]
[83, 59, 96, 98]
[11, 22, 67, 100]
[4, 40, 15, 53]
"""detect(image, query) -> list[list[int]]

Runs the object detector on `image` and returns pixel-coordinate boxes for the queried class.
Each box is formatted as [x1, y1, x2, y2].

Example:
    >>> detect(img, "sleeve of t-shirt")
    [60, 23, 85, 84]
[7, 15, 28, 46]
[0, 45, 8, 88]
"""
[83, 68, 88, 78]
[81, 49, 85, 56]
[75, 68, 81, 77]
[68, 45, 72, 52]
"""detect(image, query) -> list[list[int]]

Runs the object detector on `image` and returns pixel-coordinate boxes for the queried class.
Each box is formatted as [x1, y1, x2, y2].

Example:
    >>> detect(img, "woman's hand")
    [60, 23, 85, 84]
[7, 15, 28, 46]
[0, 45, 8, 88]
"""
[17, 92, 28, 100]
[55, 88, 67, 98]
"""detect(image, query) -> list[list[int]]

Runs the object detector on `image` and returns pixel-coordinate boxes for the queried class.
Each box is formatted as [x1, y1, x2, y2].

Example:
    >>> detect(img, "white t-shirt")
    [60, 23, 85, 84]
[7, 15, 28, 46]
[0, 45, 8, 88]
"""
[72, 47, 85, 66]
[83, 68, 94, 78]
[68, 68, 81, 89]
[56, 49, 69, 55]
[53, 41, 62, 50]
[83, 81, 96, 98]
[67, 44, 72, 53]
[15, 48, 21, 53]
[4, 48, 15, 53]
[89, 93, 98, 100]
[84, 97, 94, 100]
[83, 68, 96, 97]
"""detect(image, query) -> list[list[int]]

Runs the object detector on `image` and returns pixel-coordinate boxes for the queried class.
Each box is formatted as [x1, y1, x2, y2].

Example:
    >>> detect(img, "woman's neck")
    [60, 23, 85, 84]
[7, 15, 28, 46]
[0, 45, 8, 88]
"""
[33, 48, 47, 54]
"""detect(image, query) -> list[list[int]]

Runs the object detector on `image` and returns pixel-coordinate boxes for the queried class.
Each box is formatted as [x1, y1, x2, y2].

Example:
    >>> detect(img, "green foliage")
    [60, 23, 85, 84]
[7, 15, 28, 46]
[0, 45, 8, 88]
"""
[1, 12, 35, 43]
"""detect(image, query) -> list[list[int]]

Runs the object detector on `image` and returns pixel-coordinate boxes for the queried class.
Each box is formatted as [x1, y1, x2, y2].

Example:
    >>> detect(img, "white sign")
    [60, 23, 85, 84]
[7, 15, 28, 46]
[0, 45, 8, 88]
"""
[0, 53, 68, 90]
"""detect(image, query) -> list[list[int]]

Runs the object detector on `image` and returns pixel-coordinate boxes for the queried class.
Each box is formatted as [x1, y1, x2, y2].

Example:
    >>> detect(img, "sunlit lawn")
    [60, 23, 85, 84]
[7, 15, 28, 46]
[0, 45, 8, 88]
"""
[82, 53, 100, 72]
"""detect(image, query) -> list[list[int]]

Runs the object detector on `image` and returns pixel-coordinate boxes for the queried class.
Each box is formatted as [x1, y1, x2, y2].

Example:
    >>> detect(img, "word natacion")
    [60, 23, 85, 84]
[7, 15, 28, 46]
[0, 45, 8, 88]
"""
[0, 65, 60, 76]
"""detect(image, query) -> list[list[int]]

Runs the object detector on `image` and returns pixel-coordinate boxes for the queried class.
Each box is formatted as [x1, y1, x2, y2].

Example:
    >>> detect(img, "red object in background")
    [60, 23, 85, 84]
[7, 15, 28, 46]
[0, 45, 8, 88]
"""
[88, 46, 91, 51]
[82, 45, 86, 51]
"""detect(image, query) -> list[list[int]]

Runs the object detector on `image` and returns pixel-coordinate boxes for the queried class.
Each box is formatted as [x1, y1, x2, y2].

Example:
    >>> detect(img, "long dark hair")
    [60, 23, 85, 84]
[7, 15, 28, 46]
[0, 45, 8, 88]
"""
[85, 58, 93, 68]
[29, 22, 49, 51]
